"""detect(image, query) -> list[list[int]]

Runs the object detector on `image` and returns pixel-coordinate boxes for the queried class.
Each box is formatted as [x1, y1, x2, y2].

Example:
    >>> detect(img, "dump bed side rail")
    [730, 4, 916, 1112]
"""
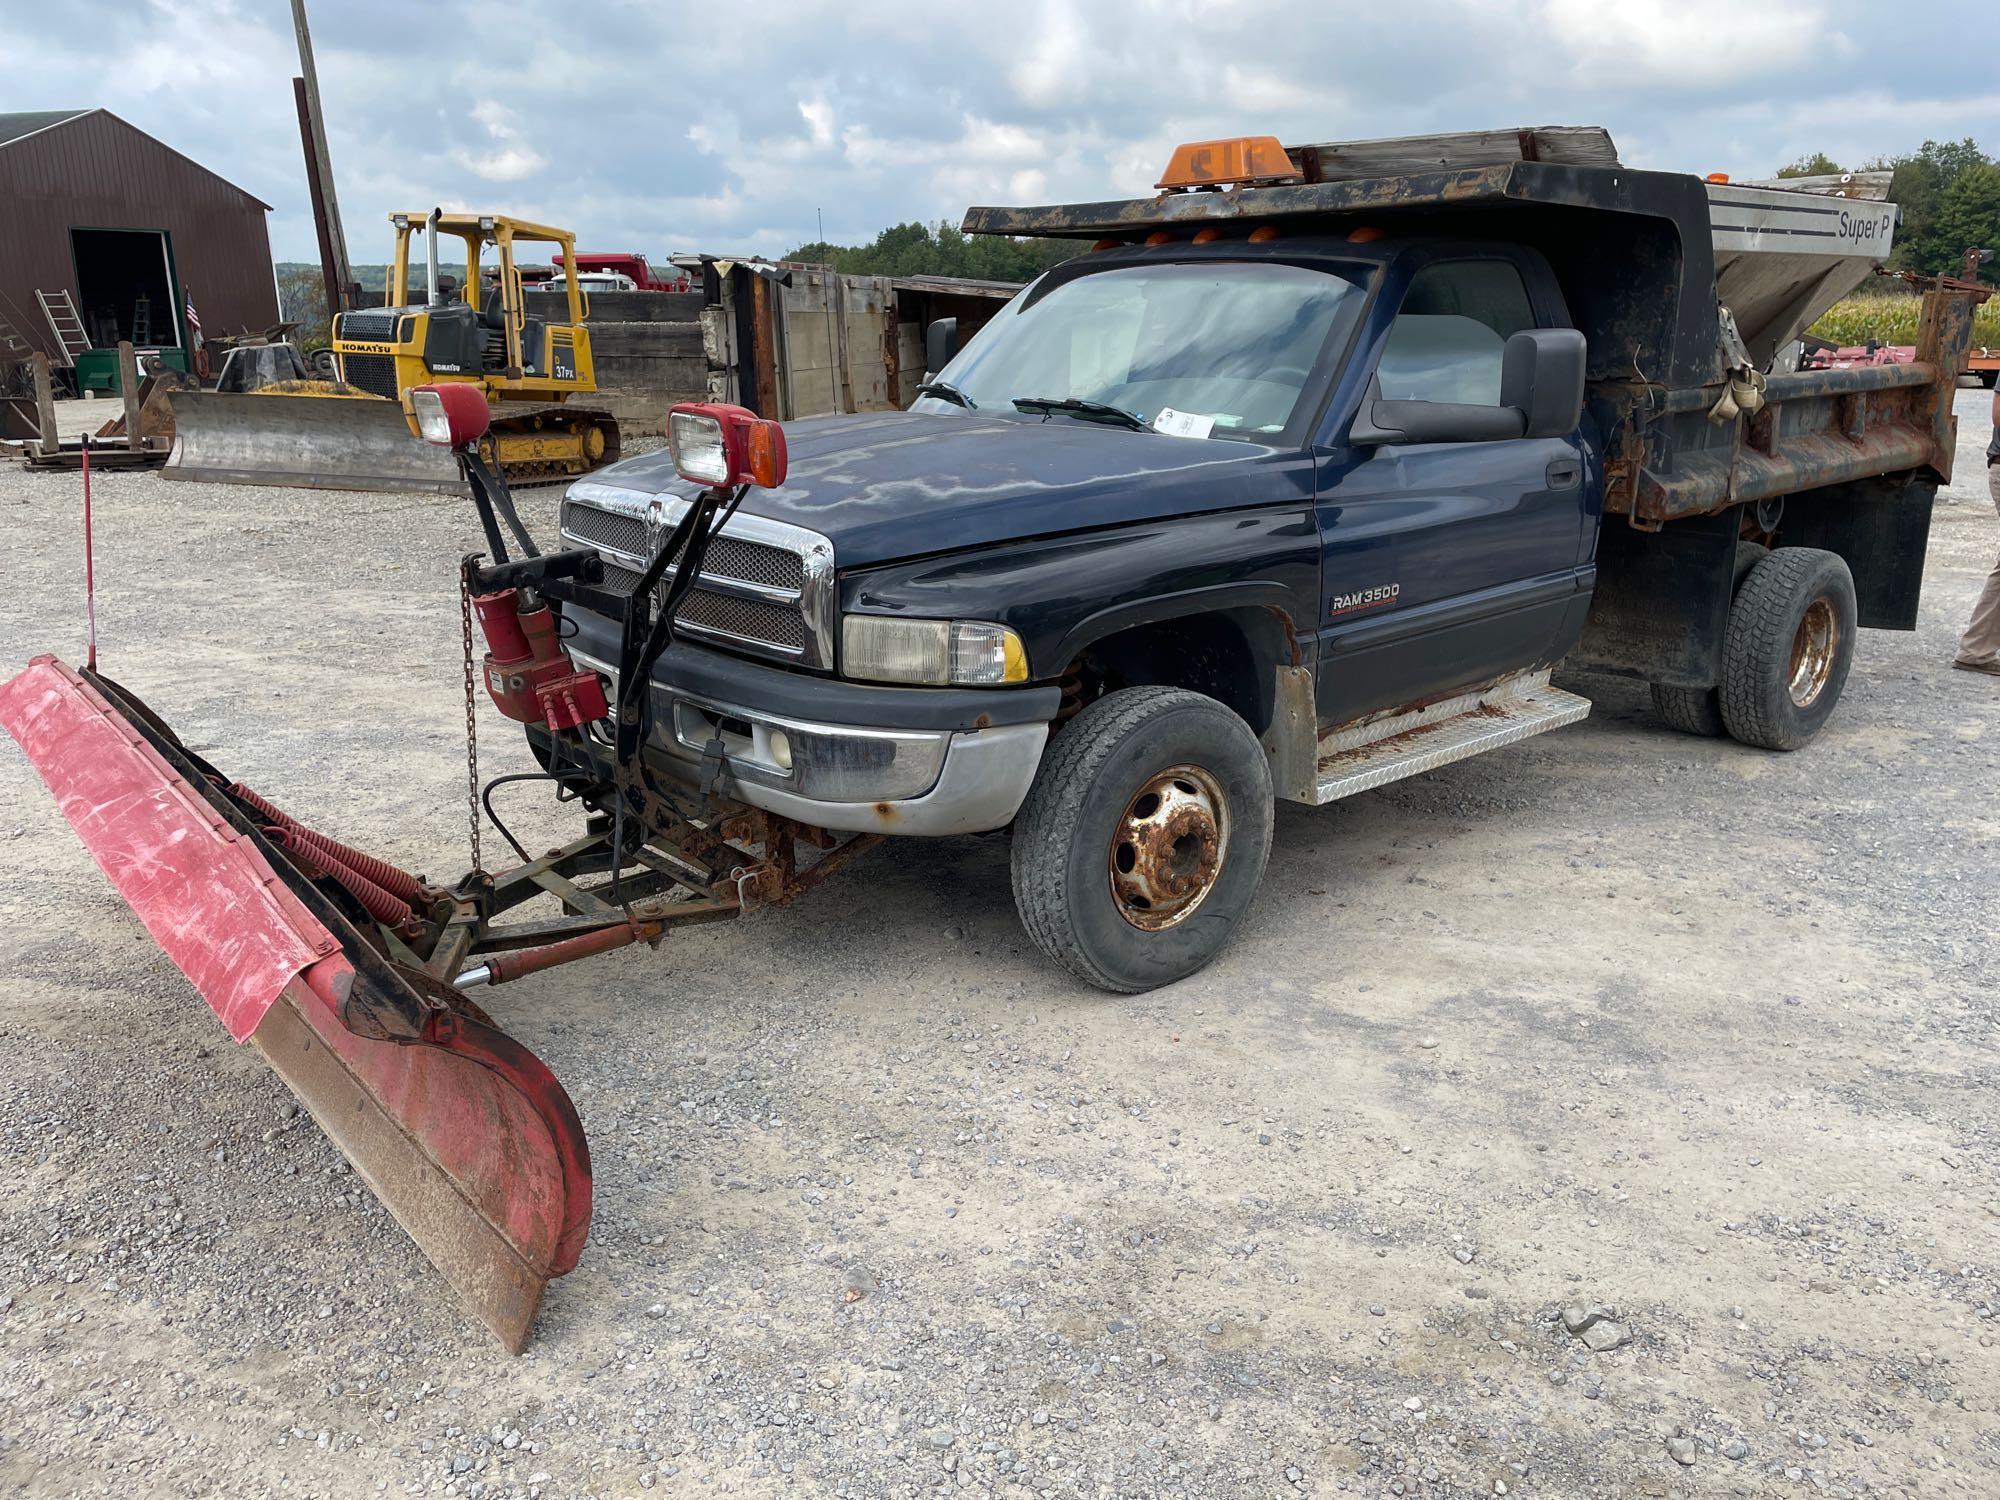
[1600, 286, 1976, 527]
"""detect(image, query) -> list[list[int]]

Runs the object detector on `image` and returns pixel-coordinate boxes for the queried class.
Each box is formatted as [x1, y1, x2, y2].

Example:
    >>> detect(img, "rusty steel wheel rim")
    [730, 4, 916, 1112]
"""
[1108, 764, 1229, 932]
[1788, 598, 1838, 708]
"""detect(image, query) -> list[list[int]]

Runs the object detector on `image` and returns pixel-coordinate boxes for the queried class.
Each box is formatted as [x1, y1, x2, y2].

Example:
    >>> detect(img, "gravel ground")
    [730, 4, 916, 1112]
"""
[0, 394, 1995, 1500]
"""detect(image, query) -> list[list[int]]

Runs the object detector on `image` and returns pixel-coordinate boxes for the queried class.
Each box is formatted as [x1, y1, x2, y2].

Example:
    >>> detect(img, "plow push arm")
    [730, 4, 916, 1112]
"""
[0, 391, 849, 1350]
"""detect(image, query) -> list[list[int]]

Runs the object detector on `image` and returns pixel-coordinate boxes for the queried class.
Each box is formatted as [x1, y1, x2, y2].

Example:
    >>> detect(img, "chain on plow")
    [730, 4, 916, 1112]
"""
[460, 561, 481, 872]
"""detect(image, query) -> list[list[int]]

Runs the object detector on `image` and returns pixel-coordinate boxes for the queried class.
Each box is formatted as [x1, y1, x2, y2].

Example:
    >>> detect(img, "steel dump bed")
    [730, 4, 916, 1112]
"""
[965, 135, 1970, 530]
[965, 126, 1976, 688]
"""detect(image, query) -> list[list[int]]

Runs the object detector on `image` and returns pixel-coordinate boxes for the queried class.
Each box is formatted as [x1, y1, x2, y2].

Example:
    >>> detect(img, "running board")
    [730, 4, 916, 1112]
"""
[1312, 670, 1590, 804]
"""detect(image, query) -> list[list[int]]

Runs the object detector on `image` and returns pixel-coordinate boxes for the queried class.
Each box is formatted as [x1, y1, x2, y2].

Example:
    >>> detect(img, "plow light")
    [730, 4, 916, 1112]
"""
[410, 384, 492, 449]
[668, 402, 788, 490]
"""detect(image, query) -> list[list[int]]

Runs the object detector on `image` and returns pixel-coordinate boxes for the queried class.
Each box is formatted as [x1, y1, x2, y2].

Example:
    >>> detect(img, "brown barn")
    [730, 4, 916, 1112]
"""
[0, 108, 277, 391]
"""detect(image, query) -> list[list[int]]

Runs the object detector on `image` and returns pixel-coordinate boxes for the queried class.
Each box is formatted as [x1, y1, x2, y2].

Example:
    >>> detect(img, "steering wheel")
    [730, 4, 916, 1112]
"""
[1263, 366, 1313, 384]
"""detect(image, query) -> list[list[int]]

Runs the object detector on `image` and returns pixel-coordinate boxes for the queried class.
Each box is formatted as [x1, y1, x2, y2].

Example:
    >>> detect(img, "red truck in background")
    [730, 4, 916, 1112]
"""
[551, 251, 691, 293]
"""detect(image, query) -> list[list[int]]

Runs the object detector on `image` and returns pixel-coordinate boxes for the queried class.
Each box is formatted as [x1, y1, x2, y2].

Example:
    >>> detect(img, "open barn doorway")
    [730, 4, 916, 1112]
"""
[70, 227, 180, 349]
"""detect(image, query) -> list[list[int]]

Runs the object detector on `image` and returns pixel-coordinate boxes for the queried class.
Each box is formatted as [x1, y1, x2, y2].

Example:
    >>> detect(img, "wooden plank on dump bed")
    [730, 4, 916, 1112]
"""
[1286, 125, 1619, 182]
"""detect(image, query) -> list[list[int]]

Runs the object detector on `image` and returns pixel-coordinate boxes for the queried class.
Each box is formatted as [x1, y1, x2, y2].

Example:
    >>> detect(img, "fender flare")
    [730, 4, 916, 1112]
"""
[1046, 581, 1306, 676]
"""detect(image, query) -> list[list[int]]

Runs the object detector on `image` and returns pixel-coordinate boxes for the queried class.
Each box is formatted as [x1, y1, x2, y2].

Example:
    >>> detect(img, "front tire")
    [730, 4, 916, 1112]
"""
[1010, 686, 1273, 993]
[1719, 547, 1857, 750]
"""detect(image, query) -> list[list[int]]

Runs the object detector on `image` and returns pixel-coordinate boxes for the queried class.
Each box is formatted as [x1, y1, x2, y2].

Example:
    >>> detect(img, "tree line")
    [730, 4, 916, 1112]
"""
[783, 221, 1081, 284]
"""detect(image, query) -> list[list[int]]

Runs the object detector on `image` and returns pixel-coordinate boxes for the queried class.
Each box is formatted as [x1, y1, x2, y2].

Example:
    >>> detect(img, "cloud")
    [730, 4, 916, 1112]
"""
[1539, 0, 1835, 87]
[0, 0, 1990, 263]
[458, 99, 545, 183]
[799, 97, 836, 148]
[1007, 2, 1092, 107]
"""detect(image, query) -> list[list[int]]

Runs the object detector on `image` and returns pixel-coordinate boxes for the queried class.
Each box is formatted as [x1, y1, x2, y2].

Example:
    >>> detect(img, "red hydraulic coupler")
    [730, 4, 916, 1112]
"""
[473, 590, 608, 732]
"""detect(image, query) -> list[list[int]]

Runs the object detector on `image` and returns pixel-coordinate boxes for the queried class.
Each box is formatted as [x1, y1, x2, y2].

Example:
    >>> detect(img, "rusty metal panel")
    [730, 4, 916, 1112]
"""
[0, 109, 277, 355]
[1604, 308, 1971, 528]
[1914, 287, 1977, 480]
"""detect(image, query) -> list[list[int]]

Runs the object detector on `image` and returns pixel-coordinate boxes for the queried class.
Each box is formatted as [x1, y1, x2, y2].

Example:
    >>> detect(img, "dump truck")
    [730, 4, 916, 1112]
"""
[0, 126, 1976, 1350]
[163, 211, 620, 494]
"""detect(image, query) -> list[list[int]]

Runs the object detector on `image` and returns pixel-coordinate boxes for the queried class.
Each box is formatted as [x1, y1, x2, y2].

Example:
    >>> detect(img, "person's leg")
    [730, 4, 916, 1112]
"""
[1954, 467, 2000, 668]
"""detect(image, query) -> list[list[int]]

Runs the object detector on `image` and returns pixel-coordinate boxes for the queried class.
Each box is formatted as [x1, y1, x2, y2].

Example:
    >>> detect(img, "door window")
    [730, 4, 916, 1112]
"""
[1375, 260, 1536, 406]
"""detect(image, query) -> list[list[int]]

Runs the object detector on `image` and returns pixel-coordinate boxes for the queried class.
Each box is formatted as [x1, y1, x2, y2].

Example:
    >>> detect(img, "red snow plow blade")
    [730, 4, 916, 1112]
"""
[0, 656, 590, 1351]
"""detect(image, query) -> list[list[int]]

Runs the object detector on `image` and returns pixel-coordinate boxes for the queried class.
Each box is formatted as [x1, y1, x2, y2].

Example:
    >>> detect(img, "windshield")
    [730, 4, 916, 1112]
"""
[921, 259, 1369, 440]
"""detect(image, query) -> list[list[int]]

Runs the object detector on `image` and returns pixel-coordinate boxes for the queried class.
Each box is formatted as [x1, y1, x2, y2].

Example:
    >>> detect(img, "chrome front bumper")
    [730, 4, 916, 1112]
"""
[573, 648, 1049, 836]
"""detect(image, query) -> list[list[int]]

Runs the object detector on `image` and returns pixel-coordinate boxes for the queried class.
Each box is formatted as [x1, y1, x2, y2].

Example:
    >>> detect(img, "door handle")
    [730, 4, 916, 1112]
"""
[1545, 456, 1582, 490]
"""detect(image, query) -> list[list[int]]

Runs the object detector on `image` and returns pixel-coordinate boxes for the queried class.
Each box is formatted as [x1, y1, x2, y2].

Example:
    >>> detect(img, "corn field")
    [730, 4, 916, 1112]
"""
[1809, 292, 2000, 349]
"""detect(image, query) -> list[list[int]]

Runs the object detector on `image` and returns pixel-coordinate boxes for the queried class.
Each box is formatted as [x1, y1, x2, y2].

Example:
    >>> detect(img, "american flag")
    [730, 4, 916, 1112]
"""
[184, 296, 201, 339]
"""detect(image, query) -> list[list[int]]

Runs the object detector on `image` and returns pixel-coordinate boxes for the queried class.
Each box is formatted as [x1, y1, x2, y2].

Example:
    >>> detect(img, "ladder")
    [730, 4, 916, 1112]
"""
[131, 294, 152, 344]
[36, 289, 90, 368]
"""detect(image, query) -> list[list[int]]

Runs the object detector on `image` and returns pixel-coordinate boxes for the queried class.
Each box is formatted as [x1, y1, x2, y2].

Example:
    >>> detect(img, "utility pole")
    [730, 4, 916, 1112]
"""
[293, 78, 342, 324]
[290, 0, 354, 315]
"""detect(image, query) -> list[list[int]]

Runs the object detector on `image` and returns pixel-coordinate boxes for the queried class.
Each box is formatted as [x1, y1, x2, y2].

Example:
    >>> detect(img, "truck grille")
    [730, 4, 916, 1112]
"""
[561, 493, 832, 668]
[340, 352, 399, 399]
[562, 505, 646, 555]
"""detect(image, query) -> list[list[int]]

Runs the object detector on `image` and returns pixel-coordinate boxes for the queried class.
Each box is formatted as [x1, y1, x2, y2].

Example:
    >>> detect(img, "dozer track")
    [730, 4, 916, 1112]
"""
[485, 402, 622, 488]
[162, 391, 622, 496]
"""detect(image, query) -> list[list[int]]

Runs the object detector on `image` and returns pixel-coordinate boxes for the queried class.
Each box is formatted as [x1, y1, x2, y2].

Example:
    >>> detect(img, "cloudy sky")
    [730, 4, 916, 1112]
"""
[2, 0, 1990, 262]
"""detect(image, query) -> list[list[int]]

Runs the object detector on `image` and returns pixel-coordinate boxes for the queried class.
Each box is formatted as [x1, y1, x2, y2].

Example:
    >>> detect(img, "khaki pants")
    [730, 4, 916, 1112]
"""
[1961, 466, 2000, 663]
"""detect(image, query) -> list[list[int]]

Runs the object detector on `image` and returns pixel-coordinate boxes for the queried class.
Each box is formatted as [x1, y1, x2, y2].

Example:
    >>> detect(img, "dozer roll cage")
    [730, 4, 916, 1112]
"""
[388, 212, 589, 378]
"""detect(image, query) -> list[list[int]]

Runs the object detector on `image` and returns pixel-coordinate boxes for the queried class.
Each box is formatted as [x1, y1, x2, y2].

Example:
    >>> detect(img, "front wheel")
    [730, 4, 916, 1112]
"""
[1010, 686, 1273, 993]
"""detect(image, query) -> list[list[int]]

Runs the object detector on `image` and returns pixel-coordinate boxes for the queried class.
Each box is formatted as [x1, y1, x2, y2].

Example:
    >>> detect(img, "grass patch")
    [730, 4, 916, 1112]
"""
[1809, 292, 2000, 348]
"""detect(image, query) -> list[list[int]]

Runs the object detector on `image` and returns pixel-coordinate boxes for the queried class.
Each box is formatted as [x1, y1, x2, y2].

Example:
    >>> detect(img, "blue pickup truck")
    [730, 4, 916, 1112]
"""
[548, 130, 1973, 993]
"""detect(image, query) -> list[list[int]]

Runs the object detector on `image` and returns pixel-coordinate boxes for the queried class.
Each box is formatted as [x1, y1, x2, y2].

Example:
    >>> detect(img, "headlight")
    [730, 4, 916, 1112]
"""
[841, 616, 1028, 686]
[410, 388, 453, 445]
[668, 409, 731, 485]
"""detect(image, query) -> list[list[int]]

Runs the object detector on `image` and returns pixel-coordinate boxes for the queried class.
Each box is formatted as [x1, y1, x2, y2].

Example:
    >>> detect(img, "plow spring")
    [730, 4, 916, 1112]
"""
[0, 656, 872, 1350]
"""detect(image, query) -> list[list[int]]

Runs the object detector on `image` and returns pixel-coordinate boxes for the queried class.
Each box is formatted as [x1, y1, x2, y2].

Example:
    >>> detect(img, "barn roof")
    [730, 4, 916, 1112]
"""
[0, 108, 270, 209]
[0, 109, 90, 148]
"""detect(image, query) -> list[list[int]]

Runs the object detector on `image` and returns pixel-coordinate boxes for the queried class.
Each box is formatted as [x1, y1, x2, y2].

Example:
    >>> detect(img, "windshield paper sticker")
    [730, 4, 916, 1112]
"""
[1152, 407, 1214, 439]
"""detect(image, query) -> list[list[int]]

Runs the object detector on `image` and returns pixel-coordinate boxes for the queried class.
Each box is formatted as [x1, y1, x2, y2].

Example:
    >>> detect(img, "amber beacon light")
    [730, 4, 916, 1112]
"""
[1156, 136, 1303, 191]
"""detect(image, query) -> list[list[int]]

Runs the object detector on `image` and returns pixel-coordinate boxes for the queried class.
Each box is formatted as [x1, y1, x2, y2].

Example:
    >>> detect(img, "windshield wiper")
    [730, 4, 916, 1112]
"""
[1011, 396, 1151, 432]
[916, 379, 976, 409]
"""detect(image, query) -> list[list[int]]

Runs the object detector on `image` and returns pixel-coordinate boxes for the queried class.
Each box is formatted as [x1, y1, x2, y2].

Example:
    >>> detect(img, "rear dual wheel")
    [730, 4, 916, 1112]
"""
[1718, 548, 1856, 750]
[1651, 543, 1857, 750]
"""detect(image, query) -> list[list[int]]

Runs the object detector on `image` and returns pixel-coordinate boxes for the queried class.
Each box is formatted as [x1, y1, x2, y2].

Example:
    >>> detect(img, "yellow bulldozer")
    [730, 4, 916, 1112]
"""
[164, 211, 622, 493]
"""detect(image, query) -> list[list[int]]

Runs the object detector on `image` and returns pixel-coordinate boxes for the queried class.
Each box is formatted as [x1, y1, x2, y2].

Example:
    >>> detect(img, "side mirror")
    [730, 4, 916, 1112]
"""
[1350, 327, 1587, 446]
[1500, 327, 1587, 439]
[924, 317, 959, 380]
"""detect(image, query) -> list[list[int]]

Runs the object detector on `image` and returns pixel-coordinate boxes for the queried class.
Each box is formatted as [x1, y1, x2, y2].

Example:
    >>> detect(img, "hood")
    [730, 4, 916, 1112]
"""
[584, 410, 1284, 568]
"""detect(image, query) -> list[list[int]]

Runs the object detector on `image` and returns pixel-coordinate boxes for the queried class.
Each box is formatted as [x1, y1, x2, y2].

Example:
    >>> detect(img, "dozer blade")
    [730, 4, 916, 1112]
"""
[162, 390, 466, 495]
[0, 657, 591, 1350]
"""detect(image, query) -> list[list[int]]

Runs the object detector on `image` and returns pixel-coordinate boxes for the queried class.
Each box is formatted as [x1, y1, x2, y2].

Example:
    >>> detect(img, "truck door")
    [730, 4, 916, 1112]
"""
[1311, 254, 1591, 728]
